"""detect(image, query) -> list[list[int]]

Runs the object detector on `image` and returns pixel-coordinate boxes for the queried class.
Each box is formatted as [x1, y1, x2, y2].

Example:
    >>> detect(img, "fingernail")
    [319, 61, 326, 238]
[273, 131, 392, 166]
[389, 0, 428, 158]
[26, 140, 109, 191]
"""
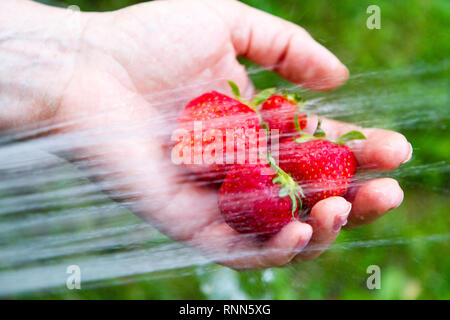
[388, 182, 404, 211]
[294, 230, 312, 253]
[342, 64, 350, 80]
[401, 143, 413, 164]
[333, 201, 352, 232]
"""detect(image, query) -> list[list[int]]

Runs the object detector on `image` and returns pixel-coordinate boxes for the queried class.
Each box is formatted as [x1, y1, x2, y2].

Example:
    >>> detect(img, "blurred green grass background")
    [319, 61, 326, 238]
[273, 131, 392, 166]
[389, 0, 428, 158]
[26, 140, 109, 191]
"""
[30, 0, 449, 299]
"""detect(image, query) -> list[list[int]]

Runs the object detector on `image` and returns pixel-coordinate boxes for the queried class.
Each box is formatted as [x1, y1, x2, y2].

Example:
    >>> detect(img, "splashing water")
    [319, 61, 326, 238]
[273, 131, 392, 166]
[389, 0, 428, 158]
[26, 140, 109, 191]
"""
[0, 61, 448, 297]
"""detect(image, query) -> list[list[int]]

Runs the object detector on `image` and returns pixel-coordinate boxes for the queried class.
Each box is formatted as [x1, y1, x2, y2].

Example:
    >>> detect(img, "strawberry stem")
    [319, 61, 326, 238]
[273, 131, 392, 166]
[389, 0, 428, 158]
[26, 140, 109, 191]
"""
[335, 130, 366, 145]
[291, 98, 308, 135]
[294, 112, 302, 132]
[313, 118, 326, 138]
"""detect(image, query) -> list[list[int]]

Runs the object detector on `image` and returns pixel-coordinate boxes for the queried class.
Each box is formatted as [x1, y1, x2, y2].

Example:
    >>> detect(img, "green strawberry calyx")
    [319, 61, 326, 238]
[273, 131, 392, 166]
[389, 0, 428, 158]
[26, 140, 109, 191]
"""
[228, 81, 307, 217]
[258, 88, 308, 130]
[250, 87, 302, 108]
[267, 153, 304, 218]
[228, 80, 258, 111]
[228, 80, 275, 112]
[227, 81, 307, 122]
[252, 87, 277, 106]
[293, 118, 366, 145]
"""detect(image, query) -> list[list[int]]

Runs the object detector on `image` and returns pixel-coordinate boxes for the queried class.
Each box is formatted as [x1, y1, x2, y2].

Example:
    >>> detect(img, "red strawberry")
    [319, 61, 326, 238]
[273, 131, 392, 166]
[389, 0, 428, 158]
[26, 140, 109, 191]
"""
[278, 130, 365, 210]
[176, 89, 264, 180]
[260, 94, 307, 137]
[218, 162, 302, 236]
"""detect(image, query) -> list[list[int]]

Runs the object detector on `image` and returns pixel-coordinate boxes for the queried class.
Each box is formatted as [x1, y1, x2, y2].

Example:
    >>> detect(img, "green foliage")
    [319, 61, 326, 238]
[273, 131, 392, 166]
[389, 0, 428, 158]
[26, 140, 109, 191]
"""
[29, 0, 449, 300]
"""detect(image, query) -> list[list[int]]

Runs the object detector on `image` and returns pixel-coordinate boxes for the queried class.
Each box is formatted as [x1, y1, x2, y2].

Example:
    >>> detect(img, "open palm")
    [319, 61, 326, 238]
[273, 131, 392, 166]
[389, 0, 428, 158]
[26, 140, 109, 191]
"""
[53, 0, 411, 269]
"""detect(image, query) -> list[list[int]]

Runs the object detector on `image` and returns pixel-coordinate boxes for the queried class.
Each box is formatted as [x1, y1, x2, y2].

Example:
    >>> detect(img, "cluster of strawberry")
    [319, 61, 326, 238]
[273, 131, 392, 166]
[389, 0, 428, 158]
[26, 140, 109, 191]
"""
[176, 82, 365, 237]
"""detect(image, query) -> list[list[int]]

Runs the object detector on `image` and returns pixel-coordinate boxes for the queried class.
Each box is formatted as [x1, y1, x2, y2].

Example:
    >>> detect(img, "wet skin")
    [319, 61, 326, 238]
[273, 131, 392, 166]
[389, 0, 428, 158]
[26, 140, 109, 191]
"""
[0, 0, 412, 269]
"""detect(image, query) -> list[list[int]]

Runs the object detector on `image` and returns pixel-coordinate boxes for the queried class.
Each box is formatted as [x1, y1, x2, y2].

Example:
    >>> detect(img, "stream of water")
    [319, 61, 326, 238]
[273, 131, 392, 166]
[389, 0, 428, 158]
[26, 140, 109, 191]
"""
[0, 61, 448, 297]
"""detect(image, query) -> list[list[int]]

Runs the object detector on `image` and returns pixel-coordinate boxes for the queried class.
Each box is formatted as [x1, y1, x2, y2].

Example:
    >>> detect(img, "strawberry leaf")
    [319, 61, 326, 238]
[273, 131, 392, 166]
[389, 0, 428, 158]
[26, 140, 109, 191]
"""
[296, 186, 305, 198]
[294, 113, 302, 132]
[336, 130, 366, 145]
[252, 88, 276, 106]
[286, 92, 303, 104]
[295, 193, 303, 213]
[228, 81, 241, 99]
[289, 193, 298, 216]
[293, 133, 316, 144]
[279, 188, 289, 198]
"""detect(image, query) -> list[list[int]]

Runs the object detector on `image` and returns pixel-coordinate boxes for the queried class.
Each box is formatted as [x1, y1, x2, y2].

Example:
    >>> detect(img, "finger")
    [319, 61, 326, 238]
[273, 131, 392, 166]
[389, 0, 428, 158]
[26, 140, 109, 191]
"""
[260, 221, 312, 267]
[310, 117, 413, 170]
[228, 221, 312, 270]
[193, 220, 312, 270]
[345, 178, 404, 229]
[192, 221, 265, 270]
[293, 196, 351, 262]
[213, 0, 349, 90]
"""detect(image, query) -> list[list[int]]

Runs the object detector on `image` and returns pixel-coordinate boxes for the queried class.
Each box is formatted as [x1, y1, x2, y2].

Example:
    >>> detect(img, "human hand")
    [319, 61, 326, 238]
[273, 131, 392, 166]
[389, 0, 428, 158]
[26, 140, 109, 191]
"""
[2, 0, 411, 269]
